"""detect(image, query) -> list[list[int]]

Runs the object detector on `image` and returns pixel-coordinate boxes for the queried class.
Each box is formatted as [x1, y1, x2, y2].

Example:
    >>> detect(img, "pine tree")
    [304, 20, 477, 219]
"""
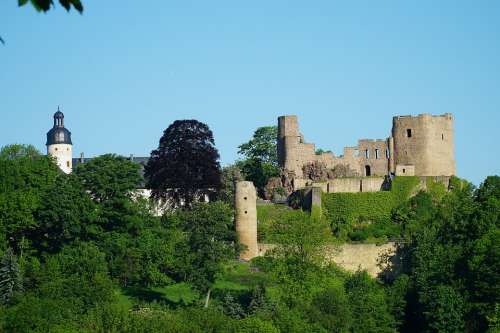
[222, 292, 246, 319]
[0, 248, 23, 304]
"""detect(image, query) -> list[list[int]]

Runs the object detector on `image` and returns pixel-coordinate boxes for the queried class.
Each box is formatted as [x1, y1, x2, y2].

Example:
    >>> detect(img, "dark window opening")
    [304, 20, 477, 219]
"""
[442, 133, 444, 140]
[407, 129, 412, 137]
[244, 197, 247, 200]
[365, 149, 370, 158]
[375, 149, 380, 159]
[402, 168, 406, 173]
[244, 211, 247, 214]
[365, 165, 371, 176]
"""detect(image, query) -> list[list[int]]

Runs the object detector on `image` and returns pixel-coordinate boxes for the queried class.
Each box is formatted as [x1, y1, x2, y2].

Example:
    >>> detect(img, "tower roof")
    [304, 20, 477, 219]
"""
[46, 107, 72, 145]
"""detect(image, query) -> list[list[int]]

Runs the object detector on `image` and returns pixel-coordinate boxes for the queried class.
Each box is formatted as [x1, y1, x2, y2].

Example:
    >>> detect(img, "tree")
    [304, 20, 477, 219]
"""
[238, 126, 278, 166]
[308, 285, 352, 333]
[74, 154, 142, 203]
[0, 144, 59, 252]
[218, 164, 243, 206]
[174, 202, 237, 307]
[346, 271, 396, 333]
[0, 248, 23, 304]
[0, 144, 40, 160]
[237, 126, 279, 197]
[145, 120, 222, 208]
[390, 176, 500, 332]
[266, 211, 333, 306]
[19, 0, 83, 13]
[31, 174, 97, 254]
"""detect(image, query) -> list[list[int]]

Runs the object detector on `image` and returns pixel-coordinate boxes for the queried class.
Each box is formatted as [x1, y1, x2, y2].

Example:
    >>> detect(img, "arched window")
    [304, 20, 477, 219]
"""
[365, 165, 371, 176]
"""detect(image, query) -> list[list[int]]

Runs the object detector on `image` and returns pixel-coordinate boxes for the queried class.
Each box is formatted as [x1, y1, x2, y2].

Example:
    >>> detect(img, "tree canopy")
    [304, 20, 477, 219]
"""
[237, 126, 279, 197]
[145, 120, 222, 207]
[19, 0, 83, 13]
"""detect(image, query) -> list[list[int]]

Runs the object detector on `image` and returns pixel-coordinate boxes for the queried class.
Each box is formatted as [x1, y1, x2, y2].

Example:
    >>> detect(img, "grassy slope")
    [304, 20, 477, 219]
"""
[117, 261, 270, 309]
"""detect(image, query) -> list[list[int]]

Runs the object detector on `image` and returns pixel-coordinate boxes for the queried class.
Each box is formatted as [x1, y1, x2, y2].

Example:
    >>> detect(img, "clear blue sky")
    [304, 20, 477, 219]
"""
[1, 1, 499, 185]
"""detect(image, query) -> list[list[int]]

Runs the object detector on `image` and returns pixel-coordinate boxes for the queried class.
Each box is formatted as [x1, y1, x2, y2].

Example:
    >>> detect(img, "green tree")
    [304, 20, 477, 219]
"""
[74, 154, 142, 203]
[308, 285, 352, 333]
[267, 211, 333, 306]
[31, 174, 97, 254]
[0, 144, 59, 252]
[175, 202, 237, 307]
[237, 126, 280, 197]
[238, 126, 278, 166]
[221, 292, 246, 319]
[236, 158, 279, 198]
[218, 164, 243, 205]
[19, 0, 83, 13]
[346, 271, 396, 333]
[0, 248, 23, 304]
[393, 176, 500, 332]
[0, 144, 40, 160]
[146, 120, 222, 208]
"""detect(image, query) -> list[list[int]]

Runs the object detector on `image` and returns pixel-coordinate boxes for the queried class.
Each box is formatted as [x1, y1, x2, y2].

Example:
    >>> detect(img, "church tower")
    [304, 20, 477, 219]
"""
[46, 107, 73, 174]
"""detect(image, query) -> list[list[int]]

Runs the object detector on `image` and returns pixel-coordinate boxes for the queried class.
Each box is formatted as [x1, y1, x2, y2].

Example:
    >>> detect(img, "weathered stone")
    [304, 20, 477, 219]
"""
[277, 114, 455, 191]
[235, 181, 258, 261]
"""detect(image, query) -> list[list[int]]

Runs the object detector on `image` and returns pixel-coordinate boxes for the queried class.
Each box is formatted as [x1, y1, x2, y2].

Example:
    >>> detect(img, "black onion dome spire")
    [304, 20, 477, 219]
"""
[46, 107, 72, 145]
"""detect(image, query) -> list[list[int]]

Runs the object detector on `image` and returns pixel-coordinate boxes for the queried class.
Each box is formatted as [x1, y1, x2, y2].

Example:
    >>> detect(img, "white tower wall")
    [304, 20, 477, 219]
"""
[47, 143, 72, 174]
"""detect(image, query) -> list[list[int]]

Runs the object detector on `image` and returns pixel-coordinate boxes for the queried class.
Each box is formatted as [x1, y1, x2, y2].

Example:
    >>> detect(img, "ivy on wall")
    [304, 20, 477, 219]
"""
[322, 176, 421, 242]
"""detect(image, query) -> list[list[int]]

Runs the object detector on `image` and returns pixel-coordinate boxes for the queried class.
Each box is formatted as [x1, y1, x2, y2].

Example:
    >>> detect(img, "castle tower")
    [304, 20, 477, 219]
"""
[46, 108, 73, 174]
[277, 115, 316, 178]
[235, 181, 258, 261]
[392, 113, 455, 176]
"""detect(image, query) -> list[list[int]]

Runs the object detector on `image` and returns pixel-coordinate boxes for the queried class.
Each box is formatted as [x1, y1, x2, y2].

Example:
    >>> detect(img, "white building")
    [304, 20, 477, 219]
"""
[46, 108, 73, 174]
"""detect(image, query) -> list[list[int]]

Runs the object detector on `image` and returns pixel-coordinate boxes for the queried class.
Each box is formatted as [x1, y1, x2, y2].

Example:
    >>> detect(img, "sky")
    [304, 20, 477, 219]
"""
[1, 1, 499, 185]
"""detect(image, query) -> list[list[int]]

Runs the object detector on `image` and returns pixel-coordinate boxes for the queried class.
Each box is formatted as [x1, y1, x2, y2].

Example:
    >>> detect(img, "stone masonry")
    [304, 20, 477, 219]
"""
[235, 181, 259, 260]
[277, 113, 455, 191]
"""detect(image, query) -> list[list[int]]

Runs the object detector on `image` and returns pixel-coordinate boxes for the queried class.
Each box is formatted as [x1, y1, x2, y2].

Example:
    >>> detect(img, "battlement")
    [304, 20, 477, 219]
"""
[393, 113, 453, 121]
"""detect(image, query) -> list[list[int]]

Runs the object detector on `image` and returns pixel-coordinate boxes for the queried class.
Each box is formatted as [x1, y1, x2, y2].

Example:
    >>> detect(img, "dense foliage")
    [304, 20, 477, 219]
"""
[237, 126, 279, 197]
[0, 143, 498, 332]
[145, 120, 222, 207]
[322, 176, 423, 242]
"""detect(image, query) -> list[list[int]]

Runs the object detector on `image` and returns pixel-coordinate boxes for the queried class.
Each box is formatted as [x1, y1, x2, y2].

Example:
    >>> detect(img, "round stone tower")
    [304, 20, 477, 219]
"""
[392, 113, 455, 176]
[46, 107, 73, 174]
[235, 181, 258, 261]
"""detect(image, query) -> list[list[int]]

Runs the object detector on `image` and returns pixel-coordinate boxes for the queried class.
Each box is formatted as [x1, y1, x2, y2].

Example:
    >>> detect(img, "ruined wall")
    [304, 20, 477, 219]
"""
[277, 113, 455, 192]
[277, 115, 391, 185]
[357, 139, 390, 176]
[258, 242, 396, 277]
[307, 177, 385, 193]
[278, 115, 316, 178]
[392, 113, 455, 176]
[235, 181, 258, 261]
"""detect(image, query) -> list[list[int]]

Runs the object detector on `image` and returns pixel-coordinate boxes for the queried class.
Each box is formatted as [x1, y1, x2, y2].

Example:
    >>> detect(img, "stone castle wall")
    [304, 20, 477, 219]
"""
[307, 177, 386, 193]
[258, 242, 396, 277]
[278, 113, 455, 190]
[393, 113, 455, 176]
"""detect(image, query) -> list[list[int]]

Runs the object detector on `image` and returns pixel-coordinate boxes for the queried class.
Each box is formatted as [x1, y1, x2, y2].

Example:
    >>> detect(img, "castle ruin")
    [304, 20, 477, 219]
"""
[277, 113, 455, 192]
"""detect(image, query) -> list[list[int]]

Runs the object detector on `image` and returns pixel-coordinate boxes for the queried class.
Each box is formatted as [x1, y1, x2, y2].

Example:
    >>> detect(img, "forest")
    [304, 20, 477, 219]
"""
[0, 120, 498, 333]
